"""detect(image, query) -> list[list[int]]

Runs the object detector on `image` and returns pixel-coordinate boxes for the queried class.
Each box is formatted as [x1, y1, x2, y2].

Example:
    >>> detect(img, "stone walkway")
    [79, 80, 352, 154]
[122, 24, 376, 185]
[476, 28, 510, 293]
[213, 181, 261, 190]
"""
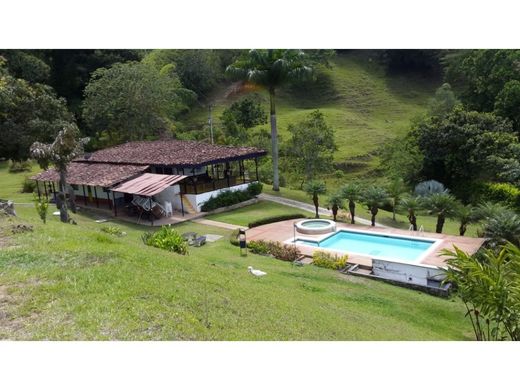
[192, 218, 246, 230]
[258, 193, 385, 227]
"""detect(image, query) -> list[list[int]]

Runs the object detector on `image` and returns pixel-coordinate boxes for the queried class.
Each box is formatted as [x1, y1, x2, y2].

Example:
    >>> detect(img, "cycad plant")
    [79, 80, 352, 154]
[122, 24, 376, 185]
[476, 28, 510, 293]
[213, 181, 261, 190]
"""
[326, 192, 344, 222]
[304, 181, 327, 218]
[340, 183, 361, 224]
[454, 204, 479, 236]
[226, 50, 313, 191]
[421, 192, 459, 233]
[386, 178, 407, 221]
[398, 195, 422, 231]
[361, 186, 389, 227]
[481, 210, 520, 248]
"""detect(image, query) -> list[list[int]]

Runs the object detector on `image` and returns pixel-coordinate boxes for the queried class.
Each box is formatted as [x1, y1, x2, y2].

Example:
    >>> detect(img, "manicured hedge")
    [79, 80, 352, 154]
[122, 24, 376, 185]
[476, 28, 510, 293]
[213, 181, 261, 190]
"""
[200, 183, 263, 212]
[481, 182, 520, 211]
[248, 213, 306, 228]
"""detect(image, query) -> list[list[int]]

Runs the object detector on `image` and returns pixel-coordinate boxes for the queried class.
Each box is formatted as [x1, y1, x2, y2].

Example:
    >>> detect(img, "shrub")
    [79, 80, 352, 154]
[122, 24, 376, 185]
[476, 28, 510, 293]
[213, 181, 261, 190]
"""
[34, 198, 49, 224]
[21, 177, 36, 193]
[101, 225, 126, 237]
[248, 213, 306, 228]
[8, 160, 32, 173]
[247, 239, 301, 261]
[247, 182, 263, 196]
[141, 226, 189, 255]
[480, 182, 520, 211]
[312, 251, 349, 270]
[201, 183, 261, 212]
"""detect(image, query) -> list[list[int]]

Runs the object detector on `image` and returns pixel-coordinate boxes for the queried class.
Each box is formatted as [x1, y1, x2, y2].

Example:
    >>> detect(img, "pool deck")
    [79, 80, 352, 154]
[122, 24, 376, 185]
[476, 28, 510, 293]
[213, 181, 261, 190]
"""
[246, 219, 486, 268]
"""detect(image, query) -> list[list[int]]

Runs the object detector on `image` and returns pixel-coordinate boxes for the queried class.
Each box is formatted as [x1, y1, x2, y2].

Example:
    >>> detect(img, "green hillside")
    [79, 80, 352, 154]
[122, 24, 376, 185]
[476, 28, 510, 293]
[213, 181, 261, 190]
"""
[183, 51, 439, 180]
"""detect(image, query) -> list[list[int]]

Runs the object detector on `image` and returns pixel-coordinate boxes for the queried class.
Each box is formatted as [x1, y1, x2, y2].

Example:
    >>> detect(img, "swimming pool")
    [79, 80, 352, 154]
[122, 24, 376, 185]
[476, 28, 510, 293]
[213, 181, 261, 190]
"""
[293, 229, 438, 262]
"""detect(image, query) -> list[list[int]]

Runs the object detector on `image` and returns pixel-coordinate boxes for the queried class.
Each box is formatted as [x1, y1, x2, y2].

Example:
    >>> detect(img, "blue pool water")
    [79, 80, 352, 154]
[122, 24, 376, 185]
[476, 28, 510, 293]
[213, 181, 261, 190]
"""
[294, 230, 435, 262]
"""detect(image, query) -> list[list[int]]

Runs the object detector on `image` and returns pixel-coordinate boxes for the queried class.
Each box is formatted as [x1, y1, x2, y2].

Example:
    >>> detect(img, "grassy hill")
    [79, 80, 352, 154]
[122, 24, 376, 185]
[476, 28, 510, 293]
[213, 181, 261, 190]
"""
[0, 162, 471, 340]
[183, 51, 438, 180]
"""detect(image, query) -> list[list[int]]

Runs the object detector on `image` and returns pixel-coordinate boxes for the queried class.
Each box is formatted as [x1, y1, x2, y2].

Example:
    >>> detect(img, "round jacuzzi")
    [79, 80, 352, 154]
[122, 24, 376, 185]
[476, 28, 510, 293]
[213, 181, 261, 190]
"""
[295, 219, 336, 235]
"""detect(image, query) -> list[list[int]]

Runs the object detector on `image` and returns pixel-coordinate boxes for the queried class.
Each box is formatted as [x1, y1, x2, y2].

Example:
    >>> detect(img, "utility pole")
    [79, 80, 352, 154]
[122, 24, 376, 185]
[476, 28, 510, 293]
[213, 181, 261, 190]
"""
[208, 104, 214, 144]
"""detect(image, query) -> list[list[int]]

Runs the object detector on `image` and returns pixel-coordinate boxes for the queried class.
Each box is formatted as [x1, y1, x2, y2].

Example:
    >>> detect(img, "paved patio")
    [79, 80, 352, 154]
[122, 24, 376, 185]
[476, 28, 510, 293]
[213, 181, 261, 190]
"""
[246, 219, 486, 268]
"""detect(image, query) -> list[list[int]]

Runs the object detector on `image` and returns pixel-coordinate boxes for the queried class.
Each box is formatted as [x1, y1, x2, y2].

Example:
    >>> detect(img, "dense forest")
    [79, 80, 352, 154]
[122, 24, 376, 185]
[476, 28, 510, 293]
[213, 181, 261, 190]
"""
[1, 49, 519, 212]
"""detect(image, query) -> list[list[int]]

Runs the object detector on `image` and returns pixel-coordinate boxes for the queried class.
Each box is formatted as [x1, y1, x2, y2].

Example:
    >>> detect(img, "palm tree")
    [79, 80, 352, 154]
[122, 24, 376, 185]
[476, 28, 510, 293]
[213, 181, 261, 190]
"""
[326, 192, 344, 222]
[421, 193, 458, 233]
[340, 183, 361, 224]
[475, 201, 510, 221]
[454, 204, 479, 236]
[30, 123, 89, 223]
[361, 186, 389, 227]
[398, 195, 422, 231]
[386, 178, 407, 221]
[226, 50, 313, 191]
[304, 181, 327, 218]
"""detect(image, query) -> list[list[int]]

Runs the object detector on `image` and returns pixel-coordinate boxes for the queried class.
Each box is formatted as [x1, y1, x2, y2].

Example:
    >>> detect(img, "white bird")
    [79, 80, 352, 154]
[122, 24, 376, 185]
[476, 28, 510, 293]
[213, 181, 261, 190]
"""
[248, 266, 266, 277]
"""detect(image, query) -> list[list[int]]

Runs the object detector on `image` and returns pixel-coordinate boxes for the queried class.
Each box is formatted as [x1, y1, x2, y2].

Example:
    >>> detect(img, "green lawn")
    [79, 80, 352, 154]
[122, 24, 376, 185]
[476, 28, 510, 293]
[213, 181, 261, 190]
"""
[0, 163, 472, 340]
[205, 200, 312, 227]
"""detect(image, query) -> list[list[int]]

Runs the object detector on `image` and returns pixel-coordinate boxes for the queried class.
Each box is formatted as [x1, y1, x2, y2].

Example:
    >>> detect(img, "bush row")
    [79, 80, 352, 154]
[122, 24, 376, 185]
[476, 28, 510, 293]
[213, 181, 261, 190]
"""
[480, 182, 520, 211]
[247, 239, 301, 261]
[200, 182, 263, 212]
[312, 251, 349, 270]
[141, 226, 189, 255]
[248, 213, 306, 228]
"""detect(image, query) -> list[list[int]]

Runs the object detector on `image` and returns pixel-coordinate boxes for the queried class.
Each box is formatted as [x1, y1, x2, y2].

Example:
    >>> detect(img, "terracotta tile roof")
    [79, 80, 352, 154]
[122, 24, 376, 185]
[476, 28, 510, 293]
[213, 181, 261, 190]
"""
[74, 140, 266, 167]
[31, 162, 149, 187]
[112, 173, 186, 196]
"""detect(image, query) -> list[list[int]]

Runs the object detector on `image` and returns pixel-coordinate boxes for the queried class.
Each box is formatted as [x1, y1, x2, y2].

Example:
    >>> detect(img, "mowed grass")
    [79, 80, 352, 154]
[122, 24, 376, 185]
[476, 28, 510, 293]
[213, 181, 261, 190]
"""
[0, 164, 472, 340]
[205, 200, 312, 227]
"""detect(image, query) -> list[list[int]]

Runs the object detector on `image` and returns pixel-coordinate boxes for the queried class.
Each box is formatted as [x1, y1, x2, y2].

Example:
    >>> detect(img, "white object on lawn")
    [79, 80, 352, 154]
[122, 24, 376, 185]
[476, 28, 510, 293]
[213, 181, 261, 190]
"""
[52, 211, 61, 216]
[248, 266, 266, 277]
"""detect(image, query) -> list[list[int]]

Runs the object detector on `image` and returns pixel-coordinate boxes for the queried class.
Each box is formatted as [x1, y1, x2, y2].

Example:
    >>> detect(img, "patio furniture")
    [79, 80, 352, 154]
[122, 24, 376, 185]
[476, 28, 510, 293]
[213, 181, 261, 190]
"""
[193, 236, 206, 247]
[182, 232, 198, 245]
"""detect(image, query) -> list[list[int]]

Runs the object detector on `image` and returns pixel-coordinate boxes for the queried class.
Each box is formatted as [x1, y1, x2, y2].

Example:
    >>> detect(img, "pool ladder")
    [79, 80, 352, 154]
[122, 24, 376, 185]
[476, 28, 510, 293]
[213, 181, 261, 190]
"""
[409, 225, 425, 236]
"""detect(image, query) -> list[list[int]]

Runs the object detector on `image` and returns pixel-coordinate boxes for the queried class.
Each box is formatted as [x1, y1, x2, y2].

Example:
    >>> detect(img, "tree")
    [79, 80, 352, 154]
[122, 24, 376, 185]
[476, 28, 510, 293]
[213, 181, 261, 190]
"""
[421, 192, 459, 233]
[285, 110, 336, 186]
[0, 61, 75, 161]
[144, 49, 222, 96]
[411, 107, 518, 197]
[82, 62, 195, 146]
[362, 186, 389, 227]
[304, 181, 327, 218]
[0, 50, 50, 83]
[495, 80, 520, 135]
[398, 196, 422, 231]
[427, 83, 459, 117]
[226, 50, 314, 191]
[386, 178, 407, 221]
[454, 204, 479, 236]
[219, 97, 267, 144]
[30, 124, 89, 223]
[326, 193, 344, 222]
[340, 183, 361, 224]
[442, 243, 520, 341]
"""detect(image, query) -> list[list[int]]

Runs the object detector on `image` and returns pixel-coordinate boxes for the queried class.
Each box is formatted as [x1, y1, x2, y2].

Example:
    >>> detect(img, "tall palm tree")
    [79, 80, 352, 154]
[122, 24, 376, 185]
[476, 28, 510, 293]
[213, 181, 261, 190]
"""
[304, 181, 327, 218]
[362, 186, 389, 227]
[386, 178, 407, 221]
[326, 192, 344, 222]
[398, 195, 422, 231]
[226, 50, 313, 191]
[421, 193, 458, 234]
[340, 183, 361, 224]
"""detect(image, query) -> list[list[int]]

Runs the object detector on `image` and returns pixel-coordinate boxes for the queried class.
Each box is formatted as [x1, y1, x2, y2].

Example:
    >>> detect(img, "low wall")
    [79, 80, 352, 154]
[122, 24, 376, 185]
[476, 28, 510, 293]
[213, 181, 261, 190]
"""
[201, 198, 258, 217]
[372, 259, 446, 287]
[184, 182, 253, 212]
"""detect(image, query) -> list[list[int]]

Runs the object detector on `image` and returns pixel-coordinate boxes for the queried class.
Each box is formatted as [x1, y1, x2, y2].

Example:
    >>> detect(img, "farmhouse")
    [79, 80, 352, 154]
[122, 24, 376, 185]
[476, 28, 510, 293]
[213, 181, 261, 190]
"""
[32, 139, 266, 219]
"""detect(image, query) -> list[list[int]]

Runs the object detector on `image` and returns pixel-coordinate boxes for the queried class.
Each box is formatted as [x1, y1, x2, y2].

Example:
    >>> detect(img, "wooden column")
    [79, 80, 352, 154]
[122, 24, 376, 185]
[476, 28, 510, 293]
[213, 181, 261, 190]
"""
[82, 185, 88, 205]
[149, 197, 153, 226]
[36, 181, 41, 200]
[93, 186, 99, 208]
[240, 160, 246, 184]
[255, 157, 259, 182]
[112, 191, 117, 216]
[43, 181, 48, 199]
[180, 192, 185, 217]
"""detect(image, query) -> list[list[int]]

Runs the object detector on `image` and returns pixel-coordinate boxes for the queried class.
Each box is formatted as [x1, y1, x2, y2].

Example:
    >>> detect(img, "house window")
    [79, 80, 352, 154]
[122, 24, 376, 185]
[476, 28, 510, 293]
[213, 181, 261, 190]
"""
[71, 184, 79, 190]
[164, 167, 172, 175]
[156, 167, 164, 174]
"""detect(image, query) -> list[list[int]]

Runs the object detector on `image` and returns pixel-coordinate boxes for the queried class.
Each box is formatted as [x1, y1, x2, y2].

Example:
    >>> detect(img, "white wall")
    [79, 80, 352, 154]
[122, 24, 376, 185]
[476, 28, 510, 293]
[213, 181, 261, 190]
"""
[184, 182, 253, 212]
[372, 259, 446, 287]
